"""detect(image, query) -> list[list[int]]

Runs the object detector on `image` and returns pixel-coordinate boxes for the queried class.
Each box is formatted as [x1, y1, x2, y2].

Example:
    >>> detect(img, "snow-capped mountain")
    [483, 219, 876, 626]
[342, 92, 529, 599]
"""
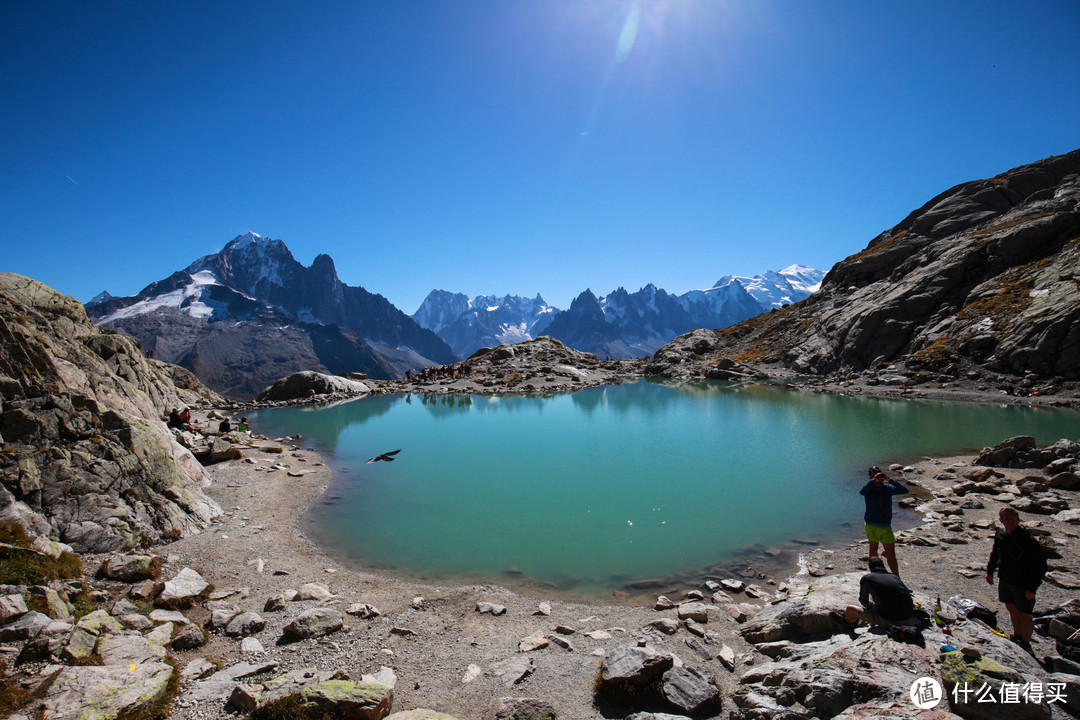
[412, 291, 558, 358]
[542, 266, 824, 359]
[714, 264, 824, 309]
[87, 233, 457, 399]
[412, 290, 474, 336]
[413, 266, 824, 361]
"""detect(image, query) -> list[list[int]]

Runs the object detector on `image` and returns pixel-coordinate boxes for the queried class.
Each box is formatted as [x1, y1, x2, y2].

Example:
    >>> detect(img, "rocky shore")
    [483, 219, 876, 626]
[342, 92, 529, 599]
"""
[4, 399, 1080, 719]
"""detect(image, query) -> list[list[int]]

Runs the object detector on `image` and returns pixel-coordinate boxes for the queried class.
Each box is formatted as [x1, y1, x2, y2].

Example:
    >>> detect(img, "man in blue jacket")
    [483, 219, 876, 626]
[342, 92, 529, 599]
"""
[860, 466, 908, 577]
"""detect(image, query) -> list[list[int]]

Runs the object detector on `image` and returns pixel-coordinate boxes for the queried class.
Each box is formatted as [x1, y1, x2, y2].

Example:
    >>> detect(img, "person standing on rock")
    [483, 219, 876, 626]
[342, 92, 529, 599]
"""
[985, 506, 1047, 648]
[859, 466, 908, 576]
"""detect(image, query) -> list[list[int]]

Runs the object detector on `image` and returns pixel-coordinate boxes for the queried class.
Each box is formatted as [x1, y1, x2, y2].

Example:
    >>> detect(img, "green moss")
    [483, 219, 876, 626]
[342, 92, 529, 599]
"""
[0, 660, 60, 718]
[0, 522, 83, 585]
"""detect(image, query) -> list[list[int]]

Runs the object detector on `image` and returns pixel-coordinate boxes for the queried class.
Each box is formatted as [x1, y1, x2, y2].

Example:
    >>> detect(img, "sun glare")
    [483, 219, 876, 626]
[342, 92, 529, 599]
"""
[615, 4, 640, 63]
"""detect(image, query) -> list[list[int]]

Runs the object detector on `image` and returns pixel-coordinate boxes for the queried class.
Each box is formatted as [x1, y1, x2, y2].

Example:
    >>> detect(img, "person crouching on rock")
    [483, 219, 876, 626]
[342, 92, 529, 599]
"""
[985, 506, 1047, 648]
[845, 557, 917, 627]
[860, 466, 908, 576]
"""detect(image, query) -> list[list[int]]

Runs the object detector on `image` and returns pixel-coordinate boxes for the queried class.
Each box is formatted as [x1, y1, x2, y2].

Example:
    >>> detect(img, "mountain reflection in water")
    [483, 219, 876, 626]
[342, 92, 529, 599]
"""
[248, 380, 1080, 598]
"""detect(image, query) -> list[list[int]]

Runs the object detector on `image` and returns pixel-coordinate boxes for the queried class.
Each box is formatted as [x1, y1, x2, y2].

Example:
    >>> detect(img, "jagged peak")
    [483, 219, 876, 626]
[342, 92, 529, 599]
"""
[572, 288, 599, 305]
[311, 253, 337, 276]
[223, 232, 288, 255]
[86, 290, 114, 306]
[227, 231, 264, 248]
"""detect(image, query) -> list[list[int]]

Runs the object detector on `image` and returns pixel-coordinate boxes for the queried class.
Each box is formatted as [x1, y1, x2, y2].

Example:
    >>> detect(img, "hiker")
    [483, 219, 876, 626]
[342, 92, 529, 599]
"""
[985, 506, 1047, 646]
[237, 417, 250, 433]
[845, 557, 918, 627]
[860, 466, 908, 576]
[218, 418, 232, 433]
[167, 408, 184, 430]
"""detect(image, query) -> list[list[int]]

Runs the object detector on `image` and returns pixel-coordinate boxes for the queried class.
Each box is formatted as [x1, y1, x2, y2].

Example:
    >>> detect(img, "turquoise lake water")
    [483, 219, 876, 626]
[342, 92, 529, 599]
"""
[248, 381, 1080, 598]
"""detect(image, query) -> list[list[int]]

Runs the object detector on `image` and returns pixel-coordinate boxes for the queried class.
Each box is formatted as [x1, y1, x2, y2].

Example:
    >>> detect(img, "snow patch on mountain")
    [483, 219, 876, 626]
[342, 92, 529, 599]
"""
[412, 291, 558, 358]
[712, 265, 824, 310]
[97, 271, 227, 323]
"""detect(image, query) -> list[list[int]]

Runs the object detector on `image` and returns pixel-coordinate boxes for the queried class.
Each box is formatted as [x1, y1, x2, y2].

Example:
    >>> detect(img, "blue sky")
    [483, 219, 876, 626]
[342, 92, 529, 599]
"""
[3, 1, 1079, 314]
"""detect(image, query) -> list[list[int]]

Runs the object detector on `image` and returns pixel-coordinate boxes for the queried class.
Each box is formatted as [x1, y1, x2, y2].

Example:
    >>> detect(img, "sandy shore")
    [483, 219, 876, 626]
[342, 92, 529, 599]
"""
[146, 399, 1080, 720]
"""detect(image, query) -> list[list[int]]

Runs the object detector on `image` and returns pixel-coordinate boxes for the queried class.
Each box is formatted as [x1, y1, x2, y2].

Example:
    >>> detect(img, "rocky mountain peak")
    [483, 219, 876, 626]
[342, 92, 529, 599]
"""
[651, 147, 1080, 381]
[310, 253, 337, 278]
[88, 234, 458, 399]
[570, 288, 600, 308]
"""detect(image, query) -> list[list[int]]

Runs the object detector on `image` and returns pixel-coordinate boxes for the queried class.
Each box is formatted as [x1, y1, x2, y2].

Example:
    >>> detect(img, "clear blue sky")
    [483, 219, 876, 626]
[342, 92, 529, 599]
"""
[3, 1, 1079, 313]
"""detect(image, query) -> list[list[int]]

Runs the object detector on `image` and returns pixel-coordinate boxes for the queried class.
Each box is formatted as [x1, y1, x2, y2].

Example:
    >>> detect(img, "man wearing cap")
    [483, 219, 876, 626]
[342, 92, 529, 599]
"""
[860, 466, 908, 576]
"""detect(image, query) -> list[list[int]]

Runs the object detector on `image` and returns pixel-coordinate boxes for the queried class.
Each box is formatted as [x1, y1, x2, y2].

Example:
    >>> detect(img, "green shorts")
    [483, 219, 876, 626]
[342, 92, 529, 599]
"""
[865, 524, 896, 544]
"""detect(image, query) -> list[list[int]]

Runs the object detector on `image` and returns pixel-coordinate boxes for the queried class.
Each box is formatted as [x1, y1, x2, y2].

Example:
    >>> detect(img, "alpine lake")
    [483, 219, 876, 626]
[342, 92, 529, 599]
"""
[248, 380, 1080, 601]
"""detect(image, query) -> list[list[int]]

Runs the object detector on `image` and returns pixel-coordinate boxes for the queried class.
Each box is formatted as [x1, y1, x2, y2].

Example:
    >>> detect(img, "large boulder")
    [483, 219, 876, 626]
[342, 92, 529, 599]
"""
[100, 553, 161, 582]
[42, 662, 175, 720]
[660, 665, 722, 715]
[257, 370, 371, 402]
[731, 632, 939, 720]
[282, 607, 345, 642]
[232, 667, 393, 720]
[940, 651, 1050, 720]
[599, 644, 675, 692]
[740, 572, 858, 644]
[155, 567, 209, 609]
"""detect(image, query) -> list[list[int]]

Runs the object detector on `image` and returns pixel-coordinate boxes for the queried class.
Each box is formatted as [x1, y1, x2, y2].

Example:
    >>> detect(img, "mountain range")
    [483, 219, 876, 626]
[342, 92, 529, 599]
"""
[540, 266, 822, 359]
[87, 230, 821, 397]
[411, 292, 559, 359]
[87, 233, 457, 399]
[412, 266, 822, 359]
[647, 147, 1080, 383]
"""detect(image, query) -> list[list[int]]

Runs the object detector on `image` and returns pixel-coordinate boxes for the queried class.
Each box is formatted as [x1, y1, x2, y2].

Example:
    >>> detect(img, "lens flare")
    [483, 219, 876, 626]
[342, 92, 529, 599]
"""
[615, 4, 640, 63]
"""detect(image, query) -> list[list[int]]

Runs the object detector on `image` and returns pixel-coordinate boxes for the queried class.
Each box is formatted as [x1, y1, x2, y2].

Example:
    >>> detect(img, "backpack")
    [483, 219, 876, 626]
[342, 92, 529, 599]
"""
[886, 624, 926, 647]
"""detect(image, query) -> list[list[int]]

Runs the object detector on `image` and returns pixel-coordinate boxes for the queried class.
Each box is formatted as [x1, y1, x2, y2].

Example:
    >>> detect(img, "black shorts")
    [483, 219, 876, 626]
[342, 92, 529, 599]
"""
[998, 579, 1036, 614]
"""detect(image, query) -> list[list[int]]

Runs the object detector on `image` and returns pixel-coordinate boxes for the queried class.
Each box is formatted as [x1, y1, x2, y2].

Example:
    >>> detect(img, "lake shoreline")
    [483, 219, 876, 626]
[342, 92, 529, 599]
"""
[242, 377, 1079, 607]
[145, 398, 1080, 719]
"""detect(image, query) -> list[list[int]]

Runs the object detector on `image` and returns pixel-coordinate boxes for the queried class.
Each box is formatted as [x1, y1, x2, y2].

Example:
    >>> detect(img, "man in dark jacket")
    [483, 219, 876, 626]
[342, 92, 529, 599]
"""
[859, 466, 908, 576]
[985, 506, 1047, 646]
[845, 557, 917, 626]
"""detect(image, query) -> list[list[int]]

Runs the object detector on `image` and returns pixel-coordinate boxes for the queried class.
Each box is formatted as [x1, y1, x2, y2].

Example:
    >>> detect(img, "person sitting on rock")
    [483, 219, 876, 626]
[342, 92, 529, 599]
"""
[238, 417, 250, 433]
[218, 418, 232, 433]
[168, 407, 195, 433]
[167, 408, 184, 429]
[845, 557, 918, 627]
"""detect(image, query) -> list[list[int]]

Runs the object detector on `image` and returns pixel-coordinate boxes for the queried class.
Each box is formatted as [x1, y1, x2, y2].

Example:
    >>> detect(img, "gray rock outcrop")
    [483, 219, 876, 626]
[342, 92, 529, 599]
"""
[649, 148, 1080, 381]
[231, 667, 393, 719]
[0, 274, 222, 553]
[257, 370, 371, 402]
[739, 572, 856, 644]
[42, 662, 175, 720]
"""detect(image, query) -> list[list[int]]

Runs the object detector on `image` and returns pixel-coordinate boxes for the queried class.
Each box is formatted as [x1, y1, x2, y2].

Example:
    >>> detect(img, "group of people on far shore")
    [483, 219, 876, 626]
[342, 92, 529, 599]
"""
[846, 465, 1048, 650]
[167, 407, 248, 436]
